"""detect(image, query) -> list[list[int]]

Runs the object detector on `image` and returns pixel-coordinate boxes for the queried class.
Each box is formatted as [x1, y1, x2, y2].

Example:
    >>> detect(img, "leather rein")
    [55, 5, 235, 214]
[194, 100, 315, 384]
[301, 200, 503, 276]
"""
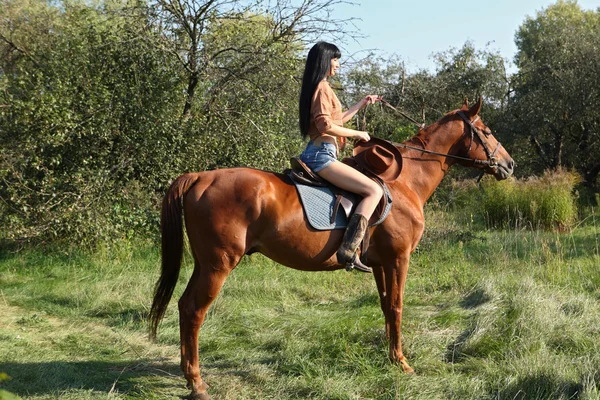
[379, 100, 502, 168]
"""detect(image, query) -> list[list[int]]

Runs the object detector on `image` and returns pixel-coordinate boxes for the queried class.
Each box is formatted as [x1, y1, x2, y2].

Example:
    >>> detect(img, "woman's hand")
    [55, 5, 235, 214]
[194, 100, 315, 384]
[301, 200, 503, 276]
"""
[342, 95, 383, 124]
[362, 95, 382, 107]
[354, 131, 371, 142]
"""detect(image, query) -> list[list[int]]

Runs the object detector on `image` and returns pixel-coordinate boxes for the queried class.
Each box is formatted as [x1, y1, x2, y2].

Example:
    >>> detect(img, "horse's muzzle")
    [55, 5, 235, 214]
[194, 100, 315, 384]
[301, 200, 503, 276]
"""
[494, 157, 515, 180]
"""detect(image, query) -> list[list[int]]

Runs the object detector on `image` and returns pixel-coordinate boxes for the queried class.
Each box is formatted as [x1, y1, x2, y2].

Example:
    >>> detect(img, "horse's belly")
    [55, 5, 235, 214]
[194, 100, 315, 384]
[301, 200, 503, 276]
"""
[254, 216, 345, 272]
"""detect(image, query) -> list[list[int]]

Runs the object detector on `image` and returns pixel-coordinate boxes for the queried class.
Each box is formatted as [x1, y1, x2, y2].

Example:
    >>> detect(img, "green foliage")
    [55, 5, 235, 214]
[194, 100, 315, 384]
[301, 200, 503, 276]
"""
[341, 43, 510, 142]
[0, 389, 20, 400]
[475, 169, 579, 230]
[192, 12, 306, 172]
[339, 43, 511, 163]
[0, 0, 307, 246]
[510, 1, 600, 185]
[0, 372, 19, 400]
[0, 0, 186, 244]
[340, 56, 418, 141]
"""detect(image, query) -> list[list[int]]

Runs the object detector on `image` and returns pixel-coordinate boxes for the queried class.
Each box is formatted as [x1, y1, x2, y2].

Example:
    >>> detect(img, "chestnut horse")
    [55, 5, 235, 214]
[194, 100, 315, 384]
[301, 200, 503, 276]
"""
[149, 98, 514, 399]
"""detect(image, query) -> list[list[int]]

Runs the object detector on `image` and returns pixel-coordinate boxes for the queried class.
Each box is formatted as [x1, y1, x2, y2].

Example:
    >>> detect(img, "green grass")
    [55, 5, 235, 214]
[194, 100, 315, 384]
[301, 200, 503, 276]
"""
[1, 214, 600, 399]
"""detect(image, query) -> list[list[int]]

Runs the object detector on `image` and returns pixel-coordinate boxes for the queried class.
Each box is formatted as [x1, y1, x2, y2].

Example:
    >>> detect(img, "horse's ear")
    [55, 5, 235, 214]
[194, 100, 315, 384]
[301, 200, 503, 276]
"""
[467, 96, 482, 117]
[462, 98, 470, 109]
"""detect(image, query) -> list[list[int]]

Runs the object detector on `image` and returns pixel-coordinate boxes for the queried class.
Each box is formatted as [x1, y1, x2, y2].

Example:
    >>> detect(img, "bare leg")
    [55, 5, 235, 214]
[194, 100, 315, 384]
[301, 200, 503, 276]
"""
[179, 254, 238, 399]
[317, 161, 383, 272]
[384, 253, 414, 373]
[317, 161, 383, 219]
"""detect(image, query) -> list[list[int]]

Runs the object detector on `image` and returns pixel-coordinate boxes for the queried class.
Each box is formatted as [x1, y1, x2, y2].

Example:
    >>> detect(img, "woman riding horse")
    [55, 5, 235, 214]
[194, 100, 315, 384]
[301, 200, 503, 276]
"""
[149, 43, 515, 399]
[298, 41, 383, 273]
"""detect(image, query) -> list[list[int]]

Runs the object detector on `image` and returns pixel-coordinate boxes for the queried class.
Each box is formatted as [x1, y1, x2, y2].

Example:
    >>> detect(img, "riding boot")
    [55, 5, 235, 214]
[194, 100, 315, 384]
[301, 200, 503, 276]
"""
[337, 214, 372, 273]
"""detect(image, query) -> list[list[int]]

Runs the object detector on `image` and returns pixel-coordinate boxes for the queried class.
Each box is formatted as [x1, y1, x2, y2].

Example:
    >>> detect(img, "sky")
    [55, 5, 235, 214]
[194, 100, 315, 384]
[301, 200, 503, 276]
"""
[327, 0, 599, 72]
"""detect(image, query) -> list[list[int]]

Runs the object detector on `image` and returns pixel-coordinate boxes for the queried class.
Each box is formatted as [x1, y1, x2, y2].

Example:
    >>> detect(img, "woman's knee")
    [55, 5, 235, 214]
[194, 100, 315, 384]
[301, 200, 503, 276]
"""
[365, 181, 383, 199]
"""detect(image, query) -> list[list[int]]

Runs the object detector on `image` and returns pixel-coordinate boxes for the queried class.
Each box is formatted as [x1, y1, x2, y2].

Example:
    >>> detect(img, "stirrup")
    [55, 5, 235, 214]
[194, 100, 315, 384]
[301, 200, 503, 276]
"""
[345, 254, 372, 273]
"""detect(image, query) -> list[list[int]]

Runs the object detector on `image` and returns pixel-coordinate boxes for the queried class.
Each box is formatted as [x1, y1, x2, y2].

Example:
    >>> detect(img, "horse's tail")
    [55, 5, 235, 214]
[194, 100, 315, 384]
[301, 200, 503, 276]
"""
[149, 173, 201, 340]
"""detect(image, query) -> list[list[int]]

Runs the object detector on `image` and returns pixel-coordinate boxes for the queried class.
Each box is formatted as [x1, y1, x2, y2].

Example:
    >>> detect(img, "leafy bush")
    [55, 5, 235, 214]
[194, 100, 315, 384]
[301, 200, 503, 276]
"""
[0, 0, 186, 245]
[0, 0, 305, 247]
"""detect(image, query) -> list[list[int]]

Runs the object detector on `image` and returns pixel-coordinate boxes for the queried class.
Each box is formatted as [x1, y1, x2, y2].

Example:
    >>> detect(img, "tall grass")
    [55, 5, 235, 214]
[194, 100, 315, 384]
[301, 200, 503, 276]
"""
[449, 169, 579, 230]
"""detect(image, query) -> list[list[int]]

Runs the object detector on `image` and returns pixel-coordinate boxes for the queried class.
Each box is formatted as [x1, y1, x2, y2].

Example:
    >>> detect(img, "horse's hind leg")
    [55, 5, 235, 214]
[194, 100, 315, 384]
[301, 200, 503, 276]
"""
[178, 251, 239, 399]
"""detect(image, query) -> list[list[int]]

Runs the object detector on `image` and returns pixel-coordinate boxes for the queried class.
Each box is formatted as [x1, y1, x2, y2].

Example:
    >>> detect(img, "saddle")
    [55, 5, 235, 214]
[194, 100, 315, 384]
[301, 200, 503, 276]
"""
[287, 156, 393, 265]
[287, 138, 401, 264]
[288, 137, 401, 228]
[289, 157, 356, 224]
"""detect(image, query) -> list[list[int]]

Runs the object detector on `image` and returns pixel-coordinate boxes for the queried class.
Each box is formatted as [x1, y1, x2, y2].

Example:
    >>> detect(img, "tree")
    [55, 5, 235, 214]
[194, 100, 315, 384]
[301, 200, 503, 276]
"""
[510, 0, 600, 185]
[186, 12, 306, 171]
[341, 43, 510, 146]
[340, 55, 415, 144]
[0, 0, 358, 244]
[150, 0, 352, 119]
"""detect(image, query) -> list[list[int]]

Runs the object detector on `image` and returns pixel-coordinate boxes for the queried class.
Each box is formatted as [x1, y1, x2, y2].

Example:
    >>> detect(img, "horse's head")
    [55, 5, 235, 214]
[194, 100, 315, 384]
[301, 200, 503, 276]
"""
[449, 98, 514, 180]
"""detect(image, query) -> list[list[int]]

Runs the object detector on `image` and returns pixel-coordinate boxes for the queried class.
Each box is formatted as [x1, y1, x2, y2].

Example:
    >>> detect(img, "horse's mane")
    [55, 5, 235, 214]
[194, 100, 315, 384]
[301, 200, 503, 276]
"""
[403, 110, 460, 149]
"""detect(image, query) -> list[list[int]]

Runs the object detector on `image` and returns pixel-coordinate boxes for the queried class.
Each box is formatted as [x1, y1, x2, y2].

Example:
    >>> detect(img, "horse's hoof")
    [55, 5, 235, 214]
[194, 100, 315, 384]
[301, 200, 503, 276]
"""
[182, 380, 210, 399]
[399, 359, 415, 374]
[181, 391, 211, 400]
[391, 354, 415, 374]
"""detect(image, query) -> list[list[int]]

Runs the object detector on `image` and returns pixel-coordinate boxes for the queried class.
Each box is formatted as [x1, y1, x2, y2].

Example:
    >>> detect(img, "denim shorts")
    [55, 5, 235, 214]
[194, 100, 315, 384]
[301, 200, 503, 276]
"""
[299, 141, 337, 172]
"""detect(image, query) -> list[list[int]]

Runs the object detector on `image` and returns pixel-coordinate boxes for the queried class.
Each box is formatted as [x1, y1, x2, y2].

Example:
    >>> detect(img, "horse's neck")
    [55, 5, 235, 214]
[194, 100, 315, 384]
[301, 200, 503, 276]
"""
[397, 123, 457, 205]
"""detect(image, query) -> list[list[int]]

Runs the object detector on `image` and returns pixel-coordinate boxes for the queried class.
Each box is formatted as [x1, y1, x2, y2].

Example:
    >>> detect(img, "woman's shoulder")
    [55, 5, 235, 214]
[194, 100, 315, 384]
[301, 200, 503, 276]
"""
[314, 80, 334, 97]
[316, 80, 332, 89]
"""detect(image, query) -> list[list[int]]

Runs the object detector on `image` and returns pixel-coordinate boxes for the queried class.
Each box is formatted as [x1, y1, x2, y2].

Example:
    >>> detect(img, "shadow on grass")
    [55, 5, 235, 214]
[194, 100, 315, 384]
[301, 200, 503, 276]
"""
[444, 287, 490, 363]
[348, 292, 380, 308]
[86, 307, 149, 324]
[3, 357, 325, 399]
[444, 325, 476, 364]
[459, 288, 490, 309]
[1, 359, 182, 397]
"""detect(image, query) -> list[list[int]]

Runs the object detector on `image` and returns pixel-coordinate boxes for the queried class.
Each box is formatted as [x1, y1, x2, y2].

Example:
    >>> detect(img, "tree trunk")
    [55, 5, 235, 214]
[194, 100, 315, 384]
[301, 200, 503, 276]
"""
[183, 71, 199, 119]
[552, 128, 564, 168]
[530, 135, 553, 169]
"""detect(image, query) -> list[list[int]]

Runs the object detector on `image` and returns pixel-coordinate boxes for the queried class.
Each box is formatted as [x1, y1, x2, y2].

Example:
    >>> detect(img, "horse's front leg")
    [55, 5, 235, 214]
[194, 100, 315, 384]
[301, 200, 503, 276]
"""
[372, 266, 390, 340]
[384, 252, 414, 373]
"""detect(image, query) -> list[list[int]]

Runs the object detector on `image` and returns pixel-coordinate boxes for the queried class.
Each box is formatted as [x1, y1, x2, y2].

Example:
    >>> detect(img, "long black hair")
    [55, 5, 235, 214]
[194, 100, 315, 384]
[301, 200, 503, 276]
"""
[299, 42, 341, 138]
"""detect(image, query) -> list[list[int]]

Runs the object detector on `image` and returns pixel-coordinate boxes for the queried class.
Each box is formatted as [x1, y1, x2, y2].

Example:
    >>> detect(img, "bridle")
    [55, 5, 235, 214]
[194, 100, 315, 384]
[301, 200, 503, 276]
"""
[454, 110, 502, 169]
[379, 100, 502, 169]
